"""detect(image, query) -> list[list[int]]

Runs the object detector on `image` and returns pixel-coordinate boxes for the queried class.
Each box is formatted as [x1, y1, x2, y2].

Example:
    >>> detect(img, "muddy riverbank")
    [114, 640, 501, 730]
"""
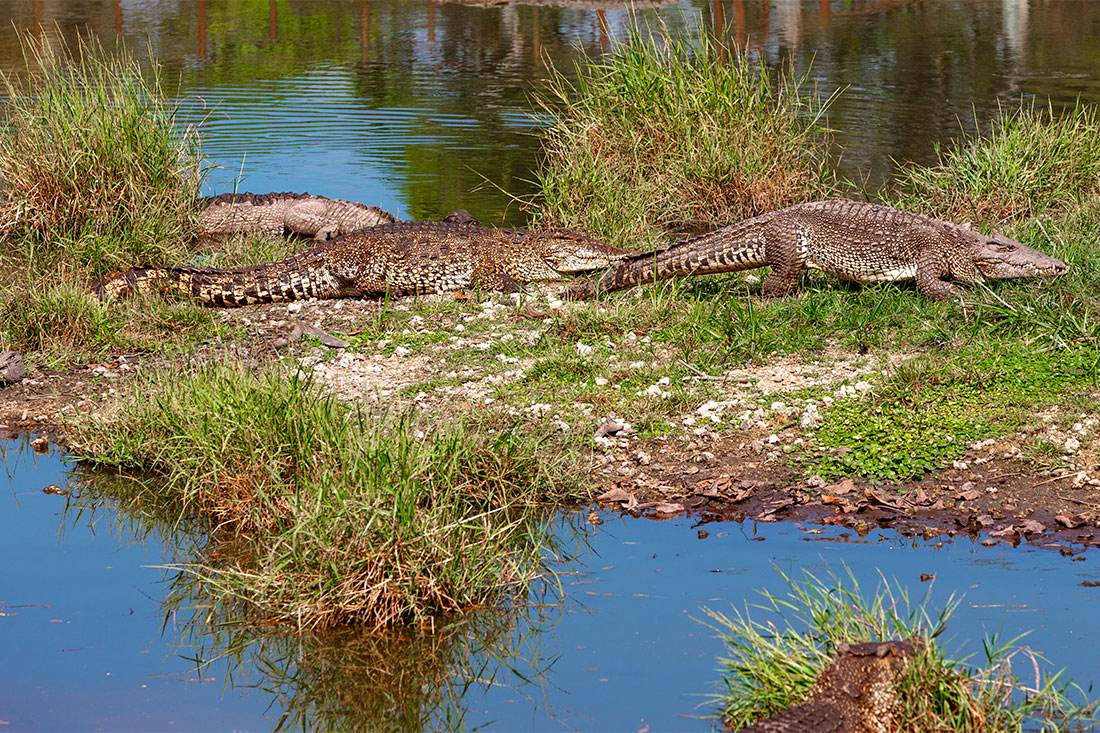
[5, 285, 1097, 553]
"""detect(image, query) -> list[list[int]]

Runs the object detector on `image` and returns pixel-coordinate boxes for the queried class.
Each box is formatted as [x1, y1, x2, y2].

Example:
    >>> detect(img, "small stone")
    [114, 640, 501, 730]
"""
[0, 351, 27, 384]
[1065, 437, 1081, 454]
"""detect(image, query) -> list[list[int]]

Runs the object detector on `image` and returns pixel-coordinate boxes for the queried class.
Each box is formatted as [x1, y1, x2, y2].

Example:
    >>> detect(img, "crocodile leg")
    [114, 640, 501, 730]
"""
[915, 249, 956, 299]
[760, 225, 807, 297]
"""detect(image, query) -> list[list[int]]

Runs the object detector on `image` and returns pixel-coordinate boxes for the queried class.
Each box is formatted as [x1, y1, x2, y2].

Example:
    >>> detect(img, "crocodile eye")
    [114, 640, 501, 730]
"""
[987, 242, 1016, 253]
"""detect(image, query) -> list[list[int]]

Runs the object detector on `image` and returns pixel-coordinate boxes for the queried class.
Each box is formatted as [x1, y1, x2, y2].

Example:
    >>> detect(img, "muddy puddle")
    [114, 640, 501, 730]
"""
[3, 436, 1098, 730]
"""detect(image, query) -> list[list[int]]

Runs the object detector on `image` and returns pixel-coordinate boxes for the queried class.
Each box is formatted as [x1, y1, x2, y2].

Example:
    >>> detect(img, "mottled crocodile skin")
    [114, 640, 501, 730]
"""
[95, 221, 629, 306]
[568, 201, 1068, 300]
[196, 191, 396, 240]
[737, 640, 919, 733]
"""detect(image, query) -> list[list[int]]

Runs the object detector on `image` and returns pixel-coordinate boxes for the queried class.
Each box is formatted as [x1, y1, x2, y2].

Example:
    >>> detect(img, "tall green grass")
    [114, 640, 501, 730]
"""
[0, 32, 203, 269]
[535, 29, 840, 250]
[890, 103, 1100, 225]
[0, 32, 214, 357]
[708, 569, 1094, 732]
[70, 363, 584, 629]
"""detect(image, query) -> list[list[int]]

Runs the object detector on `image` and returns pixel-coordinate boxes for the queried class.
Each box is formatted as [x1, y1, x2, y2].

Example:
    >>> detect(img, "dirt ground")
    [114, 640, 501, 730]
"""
[3, 288, 1099, 554]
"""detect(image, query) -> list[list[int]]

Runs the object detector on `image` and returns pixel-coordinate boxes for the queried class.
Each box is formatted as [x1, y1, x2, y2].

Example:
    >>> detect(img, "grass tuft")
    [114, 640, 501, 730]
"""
[535, 28, 839, 250]
[0, 32, 216, 359]
[889, 103, 1100, 225]
[0, 31, 203, 270]
[70, 363, 585, 629]
[707, 568, 1095, 732]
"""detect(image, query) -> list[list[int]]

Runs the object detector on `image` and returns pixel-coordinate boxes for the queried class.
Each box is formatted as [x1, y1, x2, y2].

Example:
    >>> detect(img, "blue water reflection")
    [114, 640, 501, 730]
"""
[0, 441, 274, 731]
[3, 439, 1098, 730]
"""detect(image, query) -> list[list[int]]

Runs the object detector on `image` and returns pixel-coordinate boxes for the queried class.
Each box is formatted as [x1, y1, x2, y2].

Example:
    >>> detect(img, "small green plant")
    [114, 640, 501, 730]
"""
[798, 345, 1099, 481]
[707, 568, 1094, 732]
[535, 28, 840, 250]
[70, 362, 585, 629]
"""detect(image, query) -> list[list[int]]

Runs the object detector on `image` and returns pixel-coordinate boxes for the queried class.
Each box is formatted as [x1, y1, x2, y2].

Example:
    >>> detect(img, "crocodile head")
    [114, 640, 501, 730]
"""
[970, 231, 1069, 281]
[542, 230, 632, 274]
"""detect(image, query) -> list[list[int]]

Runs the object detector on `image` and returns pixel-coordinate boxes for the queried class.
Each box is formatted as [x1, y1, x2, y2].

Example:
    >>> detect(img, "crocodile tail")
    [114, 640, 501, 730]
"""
[567, 218, 772, 299]
[93, 255, 353, 307]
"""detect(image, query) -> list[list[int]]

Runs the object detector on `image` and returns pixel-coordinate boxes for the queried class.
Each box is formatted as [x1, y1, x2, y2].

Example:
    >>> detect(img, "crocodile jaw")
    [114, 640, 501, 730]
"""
[971, 232, 1069, 281]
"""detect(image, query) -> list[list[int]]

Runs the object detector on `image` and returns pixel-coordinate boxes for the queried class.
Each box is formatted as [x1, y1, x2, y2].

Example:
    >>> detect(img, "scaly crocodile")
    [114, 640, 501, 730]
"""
[567, 200, 1069, 300]
[736, 639, 918, 733]
[197, 191, 397, 240]
[95, 220, 629, 306]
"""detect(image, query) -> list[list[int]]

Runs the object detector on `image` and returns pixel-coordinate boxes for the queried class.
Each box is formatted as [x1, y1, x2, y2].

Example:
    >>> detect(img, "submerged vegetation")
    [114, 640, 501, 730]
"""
[708, 569, 1095, 732]
[71, 363, 583, 629]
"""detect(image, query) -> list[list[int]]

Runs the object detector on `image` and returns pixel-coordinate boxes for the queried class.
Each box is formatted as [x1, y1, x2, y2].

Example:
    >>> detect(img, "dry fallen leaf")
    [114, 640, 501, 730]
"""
[826, 478, 857, 495]
[1055, 513, 1087, 529]
[1017, 519, 1046, 535]
[651, 501, 685, 515]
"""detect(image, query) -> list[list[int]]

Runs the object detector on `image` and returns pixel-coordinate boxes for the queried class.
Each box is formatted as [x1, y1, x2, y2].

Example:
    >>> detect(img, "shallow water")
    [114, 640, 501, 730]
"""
[3, 438, 1098, 730]
[2, 1, 1099, 217]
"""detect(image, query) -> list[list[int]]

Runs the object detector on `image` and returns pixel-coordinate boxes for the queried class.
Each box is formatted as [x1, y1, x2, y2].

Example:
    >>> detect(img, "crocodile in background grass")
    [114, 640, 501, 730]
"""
[568, 200, 1069, 300]
[95, 220, 630, 306]
[195, 191, 397, 240]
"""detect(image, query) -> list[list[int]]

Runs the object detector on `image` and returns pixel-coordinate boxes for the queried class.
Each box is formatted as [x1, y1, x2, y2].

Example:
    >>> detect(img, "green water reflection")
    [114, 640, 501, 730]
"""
[3, 1, 1099, 223]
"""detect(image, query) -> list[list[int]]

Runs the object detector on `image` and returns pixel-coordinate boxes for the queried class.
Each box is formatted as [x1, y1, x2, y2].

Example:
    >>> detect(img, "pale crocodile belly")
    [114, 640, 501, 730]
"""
[386, 267, 474, 294]
[806, 258, 917, 283]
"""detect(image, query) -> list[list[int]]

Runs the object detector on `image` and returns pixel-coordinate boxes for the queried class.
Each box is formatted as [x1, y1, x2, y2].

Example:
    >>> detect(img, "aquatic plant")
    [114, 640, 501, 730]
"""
[534, 28, 839, 251]
[706, 567, 1095, 732]
[69, 362, 584, 629]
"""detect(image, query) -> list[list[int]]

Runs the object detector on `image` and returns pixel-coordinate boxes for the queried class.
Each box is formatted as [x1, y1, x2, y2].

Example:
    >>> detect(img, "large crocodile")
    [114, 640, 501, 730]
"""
[196, 191, 397, 240]
[737, 639, 918, 733]
[96, 220, 629, 306]
[567, 200, 1069, 300]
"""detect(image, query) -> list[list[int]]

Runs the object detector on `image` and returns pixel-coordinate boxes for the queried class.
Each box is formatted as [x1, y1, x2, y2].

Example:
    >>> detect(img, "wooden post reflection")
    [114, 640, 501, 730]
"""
[820, 0, 831, 27]
[427, 0, 436, 44]
[533, 7, 542, 69]
[360, 0, 370, 64]
[732, 0, 746, 48]
[114, 0, 123, 34]
[711, 0, 727, 62]
[269, 0, 278, 41]
[197, 0, 207, 58]
[597, 9, 609, 50]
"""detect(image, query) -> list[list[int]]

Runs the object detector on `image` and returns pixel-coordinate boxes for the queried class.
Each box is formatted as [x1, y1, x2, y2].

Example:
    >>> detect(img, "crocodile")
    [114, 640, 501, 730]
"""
[567, 200, 1069, 301]
[736, 639, 918, 733]
[196, 191, 397, 240]
[95, 220, 629, 306]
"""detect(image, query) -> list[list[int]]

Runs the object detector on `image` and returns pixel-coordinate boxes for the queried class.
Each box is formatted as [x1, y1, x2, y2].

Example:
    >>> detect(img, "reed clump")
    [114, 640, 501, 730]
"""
[71, 363, 582, 630]
[889, 103, 1100, 225]
[0, 32, 213, 358]
[0, 32, 202, 266]
[708, 569, 1094, 732]
[535, 30, 839, 251]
